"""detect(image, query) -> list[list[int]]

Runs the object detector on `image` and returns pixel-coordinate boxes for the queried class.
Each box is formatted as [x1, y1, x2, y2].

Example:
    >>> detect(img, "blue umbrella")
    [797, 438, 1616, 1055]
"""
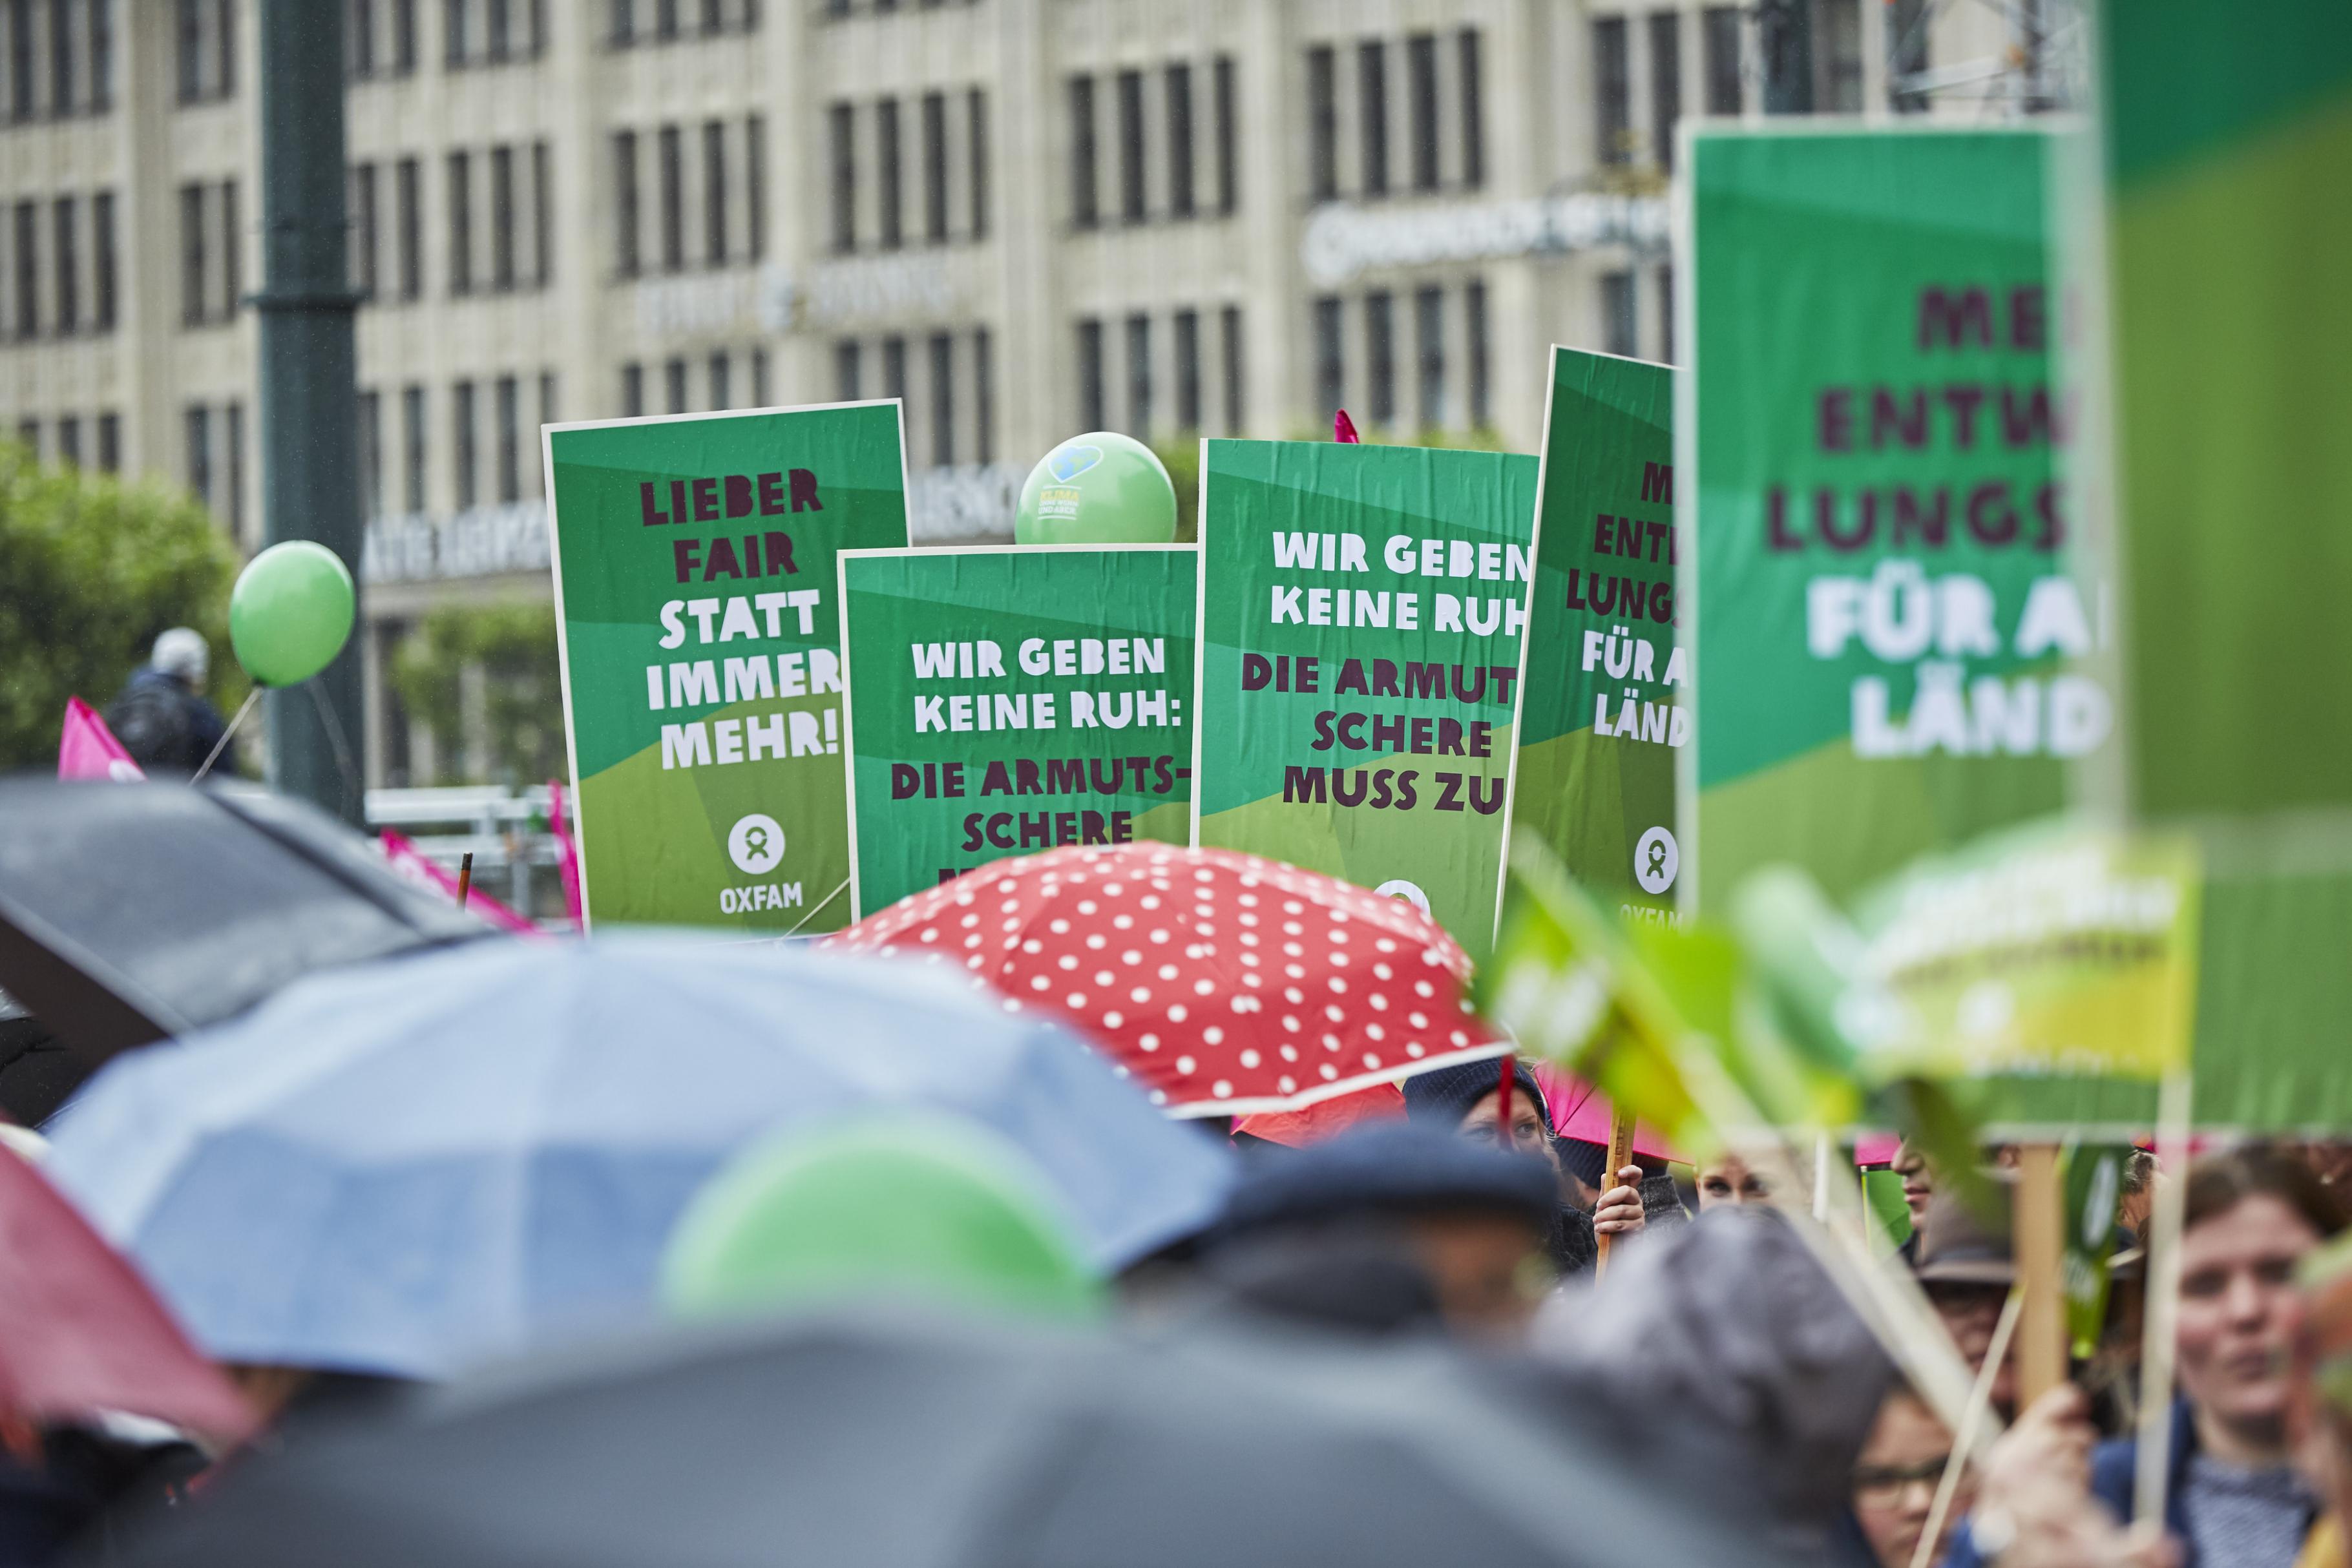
[43, 936, 1232, 1379]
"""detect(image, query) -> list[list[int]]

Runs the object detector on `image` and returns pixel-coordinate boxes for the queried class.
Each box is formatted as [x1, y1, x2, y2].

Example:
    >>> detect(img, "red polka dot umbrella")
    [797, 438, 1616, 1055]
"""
[824, 844, 1508, 1116]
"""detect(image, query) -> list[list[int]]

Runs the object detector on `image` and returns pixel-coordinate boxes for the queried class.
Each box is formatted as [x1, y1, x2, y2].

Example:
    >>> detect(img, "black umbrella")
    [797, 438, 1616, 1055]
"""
[110, 1310, 1792, 1568]
[0, 779, 492, 1102]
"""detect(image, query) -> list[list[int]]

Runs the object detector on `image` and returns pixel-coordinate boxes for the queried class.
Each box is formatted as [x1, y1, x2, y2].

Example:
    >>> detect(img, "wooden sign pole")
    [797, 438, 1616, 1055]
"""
[2013, 1143, 2068, 1405]
[1593, 1105, 1637, 1276]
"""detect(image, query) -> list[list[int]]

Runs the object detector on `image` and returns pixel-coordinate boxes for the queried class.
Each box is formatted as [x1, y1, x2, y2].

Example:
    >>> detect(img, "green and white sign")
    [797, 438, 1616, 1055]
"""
[1513, 347, 1683, 925]
[1192, 439, 1538, 965]
[544, 401, 909, 933]
[837, 545, 1197, 918]
[1683, 127, 2097, 912]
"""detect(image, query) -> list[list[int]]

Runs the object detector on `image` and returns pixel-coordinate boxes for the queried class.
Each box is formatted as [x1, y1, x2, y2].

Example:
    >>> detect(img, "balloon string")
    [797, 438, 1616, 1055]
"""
[191, 688, 261, 784]
[307, 680, 363, 821]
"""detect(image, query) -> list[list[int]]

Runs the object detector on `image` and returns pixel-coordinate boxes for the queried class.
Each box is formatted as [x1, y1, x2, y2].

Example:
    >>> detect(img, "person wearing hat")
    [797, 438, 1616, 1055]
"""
[1401, 1058, 1647, 1277]
[1911, 1181, 2022, 1421]
[107, 627, 231, 776]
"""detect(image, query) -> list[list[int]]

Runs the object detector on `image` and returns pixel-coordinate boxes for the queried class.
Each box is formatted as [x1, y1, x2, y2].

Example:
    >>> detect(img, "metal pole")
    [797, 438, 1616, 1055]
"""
[1756, 0, 1816, 115]
[255, 1, 365, 825]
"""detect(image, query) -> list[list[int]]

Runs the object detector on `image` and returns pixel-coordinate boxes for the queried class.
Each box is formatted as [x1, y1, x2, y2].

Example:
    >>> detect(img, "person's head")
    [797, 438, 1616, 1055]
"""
[1891, 1140, 1935, 1228]
[1697, 1151, 1774, 1211]
[2117, 1149, 2159, 1243]
[151, 627, 209, 688]
[1912, 1182, 2018, 1416]
[2176, 1147, 2348, 1461]
[1401, 1060, 1558, 1173]
[1851, 1388, 1969, 1568]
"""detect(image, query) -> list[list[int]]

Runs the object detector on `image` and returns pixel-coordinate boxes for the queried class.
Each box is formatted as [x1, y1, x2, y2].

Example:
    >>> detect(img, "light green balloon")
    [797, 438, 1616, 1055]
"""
[660, 1114, 1104, 1322]
[229, 541, 355, 687]
[1014, 432, 1178, 545]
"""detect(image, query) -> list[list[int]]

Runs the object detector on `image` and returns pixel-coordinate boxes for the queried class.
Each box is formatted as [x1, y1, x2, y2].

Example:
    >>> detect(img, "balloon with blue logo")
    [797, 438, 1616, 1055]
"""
[1014, 432, 1178, 545]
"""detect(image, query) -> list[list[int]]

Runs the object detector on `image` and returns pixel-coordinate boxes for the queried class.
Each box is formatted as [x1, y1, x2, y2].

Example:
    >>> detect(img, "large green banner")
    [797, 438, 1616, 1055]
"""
[837, 545, 1197, 919]
[1192, 439, 1538, 965]
[1513, 348, 1682, 925]
[1683, 127, 2097, 912]
[544, 401, 908, 932]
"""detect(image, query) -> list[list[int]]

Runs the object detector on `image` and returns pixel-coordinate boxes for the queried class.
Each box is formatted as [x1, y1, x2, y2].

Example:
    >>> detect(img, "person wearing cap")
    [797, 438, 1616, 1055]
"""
[1401, 1058, 1646, 1277]
[107, 627, 231, 776]
[1912, 1182, 2022, 1421]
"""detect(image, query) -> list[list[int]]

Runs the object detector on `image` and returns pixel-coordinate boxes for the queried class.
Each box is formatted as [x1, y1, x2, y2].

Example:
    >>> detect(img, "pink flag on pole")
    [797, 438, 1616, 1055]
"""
[57, 697, 144, 782]
[547, 778, 585, 928]
[379, 829, 542, 936]
[1332, 409, 1361, 444]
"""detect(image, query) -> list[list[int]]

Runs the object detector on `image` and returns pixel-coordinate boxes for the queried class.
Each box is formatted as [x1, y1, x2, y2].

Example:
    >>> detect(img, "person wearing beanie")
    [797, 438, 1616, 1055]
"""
[1402, 1058, 1647, 1277]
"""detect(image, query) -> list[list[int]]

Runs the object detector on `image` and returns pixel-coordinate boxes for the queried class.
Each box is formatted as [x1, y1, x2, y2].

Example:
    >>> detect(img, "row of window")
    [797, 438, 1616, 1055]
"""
[615, 118, 768, 278]
[1067, 58, 1237, 230]
[608, 0, 757, 47]
[1308, 281, 1491, 435]
[823, 91, 987, 256]
[356, 371, 557, 519]
[0, 0, 110, 121]
[819, 0, 979, 17]
[347, 0, 545, 78]
[1598, 264, 1676, 364]
[1305, 31, 1484, 205]
[13, 408, 118, 470]
[1075, 306, 1245, 442]
[0, 189, 114, 339]
[832, 328, 992, 469]
[618, 346, 772, 421]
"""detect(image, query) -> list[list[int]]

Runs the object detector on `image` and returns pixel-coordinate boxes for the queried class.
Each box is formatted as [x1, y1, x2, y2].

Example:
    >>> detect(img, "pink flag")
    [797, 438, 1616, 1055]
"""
[379, 830, 543, 936]
[547, 778, 585, 928]
[1332, 409, 1361, 444]
[57, 697, 144, 782]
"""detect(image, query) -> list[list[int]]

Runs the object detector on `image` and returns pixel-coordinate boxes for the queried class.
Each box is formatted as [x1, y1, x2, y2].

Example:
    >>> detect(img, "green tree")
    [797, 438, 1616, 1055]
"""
[390, 599, 565, 785]
[0, 446, 243, 770]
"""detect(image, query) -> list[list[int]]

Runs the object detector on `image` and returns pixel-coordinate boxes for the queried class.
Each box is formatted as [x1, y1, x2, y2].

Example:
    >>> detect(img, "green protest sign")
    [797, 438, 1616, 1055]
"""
[544, 401, 909, 933]
[837, 545, 1197, 918]
[2061, 1141, 2130, 1359]
[1683, 127, 2097, 912]
[1513, 347, 1682, 925]
[1192, 439, 1537, 967]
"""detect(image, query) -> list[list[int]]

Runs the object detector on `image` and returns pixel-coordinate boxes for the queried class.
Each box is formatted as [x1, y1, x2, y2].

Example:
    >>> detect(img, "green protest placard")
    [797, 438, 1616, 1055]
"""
[544, 401, 909, 933]
[1192, 439, 1538, 966]
[1513, 347, 1682, 925]
[1683, 127, 2098, 913]
[837, 545, 1197, 918]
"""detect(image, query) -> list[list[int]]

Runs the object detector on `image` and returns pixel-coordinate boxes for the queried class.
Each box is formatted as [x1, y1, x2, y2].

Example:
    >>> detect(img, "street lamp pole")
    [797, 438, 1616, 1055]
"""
[1755, 0, 1816, 115]
[253, 1, 366, 824]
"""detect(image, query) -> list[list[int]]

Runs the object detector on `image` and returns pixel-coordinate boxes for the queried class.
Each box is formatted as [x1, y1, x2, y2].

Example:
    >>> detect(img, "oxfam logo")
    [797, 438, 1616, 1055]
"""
[1633, 826, 1679, 896]
[727, 813, 786, 876]
[1047, 444, 1104, 483]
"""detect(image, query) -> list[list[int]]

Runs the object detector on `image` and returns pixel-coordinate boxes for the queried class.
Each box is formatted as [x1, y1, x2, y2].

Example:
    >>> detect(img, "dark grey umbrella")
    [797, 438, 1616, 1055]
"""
[110, 1310, 1793, 1568]
[0, 779, 491, 1097]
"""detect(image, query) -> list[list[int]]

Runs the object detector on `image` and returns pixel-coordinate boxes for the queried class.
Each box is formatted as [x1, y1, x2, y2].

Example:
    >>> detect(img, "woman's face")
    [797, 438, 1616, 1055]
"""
[1457, 1087, 1559, 1172]
[1852, 1394, 1969, 1568]
[1697, 1153, 1772, 1211]
[2177, 1193, 2326, 1445]
[1893, 1144, 1935, 1225]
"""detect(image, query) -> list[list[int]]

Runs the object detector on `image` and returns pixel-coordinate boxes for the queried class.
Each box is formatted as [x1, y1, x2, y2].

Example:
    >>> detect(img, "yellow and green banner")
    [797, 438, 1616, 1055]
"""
[837, 545, 1196, 918]
[544, 401, 909, 932]
[1192, 439, 1537, 965]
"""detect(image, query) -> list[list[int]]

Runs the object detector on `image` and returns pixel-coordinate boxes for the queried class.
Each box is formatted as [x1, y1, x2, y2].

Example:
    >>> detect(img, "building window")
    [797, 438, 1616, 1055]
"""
[1657, 263, 1675, 364]
[1456, 30, 1484, 190]
[664, 356, 686, 414]
[1595, 19, 1630, 165]
[219, 180, 238, 317]
[966, 90, 987, 238]
[89, 0, 112, 110]
[452, 379, 476, 507]
[531, 140, 551, 283]
[538, 370, 556, 432]
[349, 0, 375, 75]
[876, 98, 902, 250]
[827, 101, 855, 252]
[13, 0, 35, 118]
[1076, 317, 1103, 431]
[708, 350, 730, 410]
[495, 375, 519, 501]
[657, 125, 682, 271]
[1306, 45, 1335, 200]
[56, 415, 78, 467]
[608, 131, 639, 277]
[1650, 12, 1682, 170]
[174, 0, 236, 105]
[746, 116, 766, 258]
[1221, 304, 1243, 434]
[1173, 307, 1199, 432]
[485, 0, 509, 60]
[918, 91, 946, 244]
[881, 335, 907, 408]
[703, 119, 728, 265]
[834, 339, 859, 401]
[16, 418, 34, 455]
[1414, 286, 1445, 429]
[1891, 0, 1929, 112]
[51, 195, 74, 333]
[357, 388, 382, 516]
[1213, 56, 1236, 214]
[1703, 7, 1740, 114]
[50, 0, 74, 113]
[748, 350, 766, 408]
[396, 156, 421, 297]
[620, 362, 643, 417]
[185, 404, 210, 507]
[392, 0, 416, 72]
[225, 400, 244, 535]
[96, 411, 117, 472]
[1601, 269, 1635, 357]
[352, 162, 379, 296]
[1365, 290, 1394, 427]
[446, 151, 472, 293]
[176, 183, 202, 326]
[1124, 311, 1151, 436]
[1357, 41, 1387, 198]
[489, 145, 515, 287]
[929, 331, 952, 465]
[1312, 295, 1342, 424]
[607, 0, 631, 45]
[1166, 63, 1193, 220]
[402, 384, 426, 510]
[1821, 0, 1863, 112]
[91, 188, 112, 328]
[1406, 34, 1437, 191]
[972, 326, 992, 463]
[1467, 278, 1489, 426]
[1067, 76, 1097, 229]
[1115, 69, 1144, 223]
[654, 0, 676, 39]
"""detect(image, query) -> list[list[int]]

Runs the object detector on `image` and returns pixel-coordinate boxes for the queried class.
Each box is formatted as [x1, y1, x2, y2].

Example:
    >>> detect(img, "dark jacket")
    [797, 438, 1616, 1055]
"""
[107, 667, 229, 775]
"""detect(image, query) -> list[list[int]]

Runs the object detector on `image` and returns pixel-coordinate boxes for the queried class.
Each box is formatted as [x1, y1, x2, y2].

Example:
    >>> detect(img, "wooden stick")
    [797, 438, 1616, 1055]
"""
[1593, 1104, 1637, 1276]
[1911, 1289, 2024, 1568]
[455, 851, 475, 910]
[2014, 1142, 2069, 1406]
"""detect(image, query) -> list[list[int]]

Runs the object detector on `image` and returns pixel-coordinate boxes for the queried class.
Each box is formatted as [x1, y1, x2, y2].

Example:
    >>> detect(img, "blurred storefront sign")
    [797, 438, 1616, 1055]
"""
[1301, 191, 1670, 287]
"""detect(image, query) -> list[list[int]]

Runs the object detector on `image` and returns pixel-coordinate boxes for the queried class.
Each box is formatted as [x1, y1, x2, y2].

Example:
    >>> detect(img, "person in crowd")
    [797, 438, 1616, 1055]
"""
[107, 628, 231, 776]
[1698, 1151, 1778, 1211]
[1948, 1385, 2182, 1568]
[2121, 1151, 2163, 1248]
[1913, 1183, 2021, 1420]
[1898, 1139, 1938, 1223]
[2288, 1229, 2352, 1568]
[1851, 1386, 1975, 1568]
[1402, 1059, 1648, 1275]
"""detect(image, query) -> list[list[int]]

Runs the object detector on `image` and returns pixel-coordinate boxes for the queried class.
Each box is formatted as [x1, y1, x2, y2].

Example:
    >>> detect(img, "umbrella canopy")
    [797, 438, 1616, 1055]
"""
[1528, 1066, 1682, 1162]
[0, 779, 492, 1081]
[830, 844, 1507, 1117]
[111, 1310, 1796, 1568]
[42, 937, 1232, 1379]
[0, 1147, 255, 1444]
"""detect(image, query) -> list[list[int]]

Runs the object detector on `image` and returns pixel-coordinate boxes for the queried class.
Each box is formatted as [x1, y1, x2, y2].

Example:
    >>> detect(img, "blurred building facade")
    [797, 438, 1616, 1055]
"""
[0, 0, 2021, 786]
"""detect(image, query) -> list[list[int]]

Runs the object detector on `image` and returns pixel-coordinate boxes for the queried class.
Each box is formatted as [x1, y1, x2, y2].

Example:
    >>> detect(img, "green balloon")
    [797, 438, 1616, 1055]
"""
[229, 541, 355, 687]
[1014, 432, 1178, 545]
[660, 1115, 1104, 1322]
